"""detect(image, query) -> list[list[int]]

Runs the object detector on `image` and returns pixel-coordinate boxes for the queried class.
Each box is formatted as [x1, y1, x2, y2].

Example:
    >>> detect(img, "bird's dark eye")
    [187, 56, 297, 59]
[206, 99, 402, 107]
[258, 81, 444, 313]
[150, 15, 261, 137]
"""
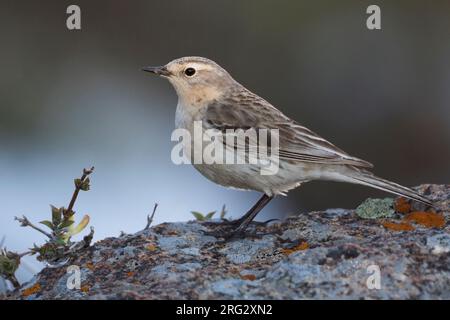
[184, 67, 196, 77]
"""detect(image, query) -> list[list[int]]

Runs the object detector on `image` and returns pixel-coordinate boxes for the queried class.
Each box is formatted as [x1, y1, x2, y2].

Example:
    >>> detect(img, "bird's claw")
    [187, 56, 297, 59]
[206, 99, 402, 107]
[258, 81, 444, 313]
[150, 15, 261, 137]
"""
[201, 224, 270, 242]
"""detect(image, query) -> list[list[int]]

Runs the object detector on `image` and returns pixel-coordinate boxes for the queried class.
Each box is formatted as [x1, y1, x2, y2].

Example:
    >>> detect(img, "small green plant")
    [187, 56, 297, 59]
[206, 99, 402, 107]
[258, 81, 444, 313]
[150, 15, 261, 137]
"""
[0, 167, 95, 290]
[191, 205, 227, 221]
[0, 249, 23, 289]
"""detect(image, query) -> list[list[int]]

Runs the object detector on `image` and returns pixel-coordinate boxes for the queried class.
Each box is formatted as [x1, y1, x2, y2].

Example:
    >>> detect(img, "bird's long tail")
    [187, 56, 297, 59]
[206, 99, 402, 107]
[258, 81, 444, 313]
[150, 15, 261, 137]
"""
[345, 170, 433, 207]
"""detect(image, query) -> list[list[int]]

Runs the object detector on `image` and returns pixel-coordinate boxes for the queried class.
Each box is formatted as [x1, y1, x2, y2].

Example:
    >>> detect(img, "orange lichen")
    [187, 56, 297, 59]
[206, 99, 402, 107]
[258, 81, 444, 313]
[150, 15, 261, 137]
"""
[404, 211, 445, 228]
[395, 197, 411, 214]
[240, 274, 257, 281]
[22, 283, 41, 297]
[80, 285, 90, 293]
[85, 262, 95, 271]
[126, 271, 135, 277]
[282, 242, 309, 255]
[145, 244, 157, 251]
[381, 221, 415, 232]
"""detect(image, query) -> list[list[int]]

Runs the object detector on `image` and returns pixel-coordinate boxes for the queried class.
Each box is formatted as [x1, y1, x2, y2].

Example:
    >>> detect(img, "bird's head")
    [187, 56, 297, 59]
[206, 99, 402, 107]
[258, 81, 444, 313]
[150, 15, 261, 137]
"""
[142, 56, 236, 105]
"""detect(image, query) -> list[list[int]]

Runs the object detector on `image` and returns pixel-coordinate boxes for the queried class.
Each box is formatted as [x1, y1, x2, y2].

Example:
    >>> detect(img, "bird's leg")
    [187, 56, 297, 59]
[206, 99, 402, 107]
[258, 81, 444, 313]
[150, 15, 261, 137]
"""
[229, 194, 273, 237]
[205, 194, 273, 240]
[206, 194, 273, 227]
[202, 194, 274, 240]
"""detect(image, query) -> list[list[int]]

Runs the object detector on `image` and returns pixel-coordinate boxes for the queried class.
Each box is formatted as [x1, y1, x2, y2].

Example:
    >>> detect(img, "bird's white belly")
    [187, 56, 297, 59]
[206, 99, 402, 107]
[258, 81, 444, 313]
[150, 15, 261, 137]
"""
[174, 102, 346, 196]
[193, 160, 321, 196]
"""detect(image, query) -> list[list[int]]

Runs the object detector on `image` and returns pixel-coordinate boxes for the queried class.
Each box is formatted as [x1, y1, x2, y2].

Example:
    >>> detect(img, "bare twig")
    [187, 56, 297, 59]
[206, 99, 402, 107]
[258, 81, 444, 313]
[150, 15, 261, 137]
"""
[18, 251, 32, 258]
[15, 216, 52, 239]
[7, 275, 20, 289]
[66, 166, 94, 217]
[145, 203, 159, 230]
[219, 204, 227, 220]
[0, 248, 31, 259]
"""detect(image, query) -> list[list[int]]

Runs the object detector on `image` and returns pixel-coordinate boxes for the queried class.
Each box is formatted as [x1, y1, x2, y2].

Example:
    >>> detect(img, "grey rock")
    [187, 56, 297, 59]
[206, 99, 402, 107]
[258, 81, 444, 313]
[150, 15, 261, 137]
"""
[176, 263, 202, 272]
[157, 236, 189, 251]
[180, 247, 201, 256]
[220, 237, 275, 264]
[5, 184, 449, 300]
[210, 279, 244, 297]
[427, 233, 450, 254]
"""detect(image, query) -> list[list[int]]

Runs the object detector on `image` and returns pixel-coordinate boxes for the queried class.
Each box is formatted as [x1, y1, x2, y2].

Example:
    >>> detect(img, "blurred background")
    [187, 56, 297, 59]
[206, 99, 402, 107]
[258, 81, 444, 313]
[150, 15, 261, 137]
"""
[1, 0, 449, 287]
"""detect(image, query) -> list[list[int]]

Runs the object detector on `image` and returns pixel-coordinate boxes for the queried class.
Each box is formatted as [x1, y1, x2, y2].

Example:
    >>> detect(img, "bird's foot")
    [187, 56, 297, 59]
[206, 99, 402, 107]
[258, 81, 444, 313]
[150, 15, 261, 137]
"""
[202, 218, 278, 228]
[201, 218, 242, 227]
[201, 219, 277, 242]
[200, 224, 237, 241]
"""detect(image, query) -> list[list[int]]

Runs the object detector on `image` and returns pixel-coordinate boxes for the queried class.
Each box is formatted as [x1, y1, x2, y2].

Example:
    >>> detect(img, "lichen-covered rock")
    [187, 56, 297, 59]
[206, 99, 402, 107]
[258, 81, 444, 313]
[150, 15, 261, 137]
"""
[3, 184, 450, 300]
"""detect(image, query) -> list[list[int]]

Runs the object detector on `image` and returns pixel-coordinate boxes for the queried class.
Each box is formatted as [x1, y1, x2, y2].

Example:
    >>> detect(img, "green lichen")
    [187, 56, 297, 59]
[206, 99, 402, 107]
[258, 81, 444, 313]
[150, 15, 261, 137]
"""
[356, 198, 395, 219]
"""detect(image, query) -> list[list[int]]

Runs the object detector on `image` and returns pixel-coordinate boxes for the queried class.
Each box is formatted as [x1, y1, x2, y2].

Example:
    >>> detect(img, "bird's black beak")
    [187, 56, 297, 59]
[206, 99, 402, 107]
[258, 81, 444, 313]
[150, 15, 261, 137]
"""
[141, 65, 171, 77]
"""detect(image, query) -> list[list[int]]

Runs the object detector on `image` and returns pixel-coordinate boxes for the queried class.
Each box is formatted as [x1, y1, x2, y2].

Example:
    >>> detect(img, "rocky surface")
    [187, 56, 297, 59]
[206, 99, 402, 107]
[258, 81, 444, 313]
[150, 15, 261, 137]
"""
[3, 184, 450, 300]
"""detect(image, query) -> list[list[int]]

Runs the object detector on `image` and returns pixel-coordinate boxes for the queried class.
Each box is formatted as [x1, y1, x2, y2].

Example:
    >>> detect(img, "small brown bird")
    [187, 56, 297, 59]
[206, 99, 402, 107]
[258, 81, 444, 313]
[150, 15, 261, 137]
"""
[143, 56, 433, 237]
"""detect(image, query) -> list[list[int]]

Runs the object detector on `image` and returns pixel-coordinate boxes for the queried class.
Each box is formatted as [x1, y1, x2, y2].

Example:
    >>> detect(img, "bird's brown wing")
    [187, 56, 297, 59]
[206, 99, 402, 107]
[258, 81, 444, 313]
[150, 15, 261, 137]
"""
[203, 97, 373, 169]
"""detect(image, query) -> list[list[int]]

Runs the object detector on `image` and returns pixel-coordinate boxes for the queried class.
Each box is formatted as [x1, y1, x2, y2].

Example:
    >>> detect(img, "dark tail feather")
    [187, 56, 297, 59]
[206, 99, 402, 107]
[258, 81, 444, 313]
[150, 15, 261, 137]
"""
[348, 172, 434, 207]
